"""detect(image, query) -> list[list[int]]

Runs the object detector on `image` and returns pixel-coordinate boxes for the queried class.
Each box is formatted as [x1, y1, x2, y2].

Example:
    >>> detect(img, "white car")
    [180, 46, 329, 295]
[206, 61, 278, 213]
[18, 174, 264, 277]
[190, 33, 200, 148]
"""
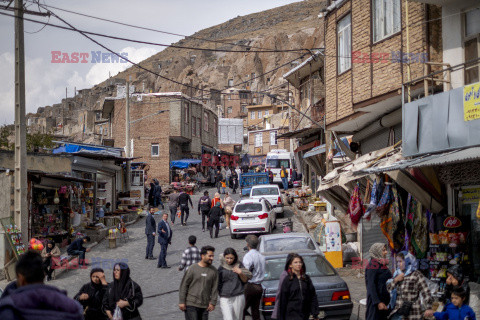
[249, 184, 284, 214]
[230, 198, 277, 239]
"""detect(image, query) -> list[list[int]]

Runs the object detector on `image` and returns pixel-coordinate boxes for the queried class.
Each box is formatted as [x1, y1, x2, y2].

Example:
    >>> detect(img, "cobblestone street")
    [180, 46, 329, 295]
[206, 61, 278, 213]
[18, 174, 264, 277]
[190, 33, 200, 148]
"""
[1, 187, 366, 320]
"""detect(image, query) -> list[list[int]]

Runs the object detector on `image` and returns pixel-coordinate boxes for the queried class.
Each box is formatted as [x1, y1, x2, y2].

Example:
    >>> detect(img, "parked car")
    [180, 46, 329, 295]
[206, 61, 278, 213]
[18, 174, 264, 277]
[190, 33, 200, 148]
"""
[249, 184, 284, 214]
[229, 198, 277, 239]
[258, 233, 322, 254]
[261, 250, 353, 320]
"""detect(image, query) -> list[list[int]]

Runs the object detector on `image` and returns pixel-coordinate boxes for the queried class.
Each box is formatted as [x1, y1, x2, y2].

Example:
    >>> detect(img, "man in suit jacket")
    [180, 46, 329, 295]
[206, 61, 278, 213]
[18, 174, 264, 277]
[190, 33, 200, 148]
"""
[157, 212, 173, 268]
[145, 207, 156, 260]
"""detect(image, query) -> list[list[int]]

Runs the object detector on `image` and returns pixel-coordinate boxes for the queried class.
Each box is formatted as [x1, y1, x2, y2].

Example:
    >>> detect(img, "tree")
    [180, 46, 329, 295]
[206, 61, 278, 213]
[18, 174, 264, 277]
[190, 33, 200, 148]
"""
[0, 125, 14, 150]
[26, 132, 55, 152]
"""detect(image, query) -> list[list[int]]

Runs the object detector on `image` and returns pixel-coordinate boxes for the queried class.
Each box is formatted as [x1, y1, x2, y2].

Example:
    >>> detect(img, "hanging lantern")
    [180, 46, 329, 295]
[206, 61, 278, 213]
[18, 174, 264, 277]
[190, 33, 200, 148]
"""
[53, 189, 60, 204]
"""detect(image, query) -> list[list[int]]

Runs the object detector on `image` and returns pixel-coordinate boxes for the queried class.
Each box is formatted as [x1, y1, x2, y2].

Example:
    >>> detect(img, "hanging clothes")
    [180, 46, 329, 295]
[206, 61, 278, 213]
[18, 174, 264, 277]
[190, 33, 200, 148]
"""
[390, 184, 405, 252]
[348, 184, 364, 226]
[364, 179, 378, 220]
[376, 184, 392, 217]
[412, 202, 428, 259]
[404, 194, 415, 252]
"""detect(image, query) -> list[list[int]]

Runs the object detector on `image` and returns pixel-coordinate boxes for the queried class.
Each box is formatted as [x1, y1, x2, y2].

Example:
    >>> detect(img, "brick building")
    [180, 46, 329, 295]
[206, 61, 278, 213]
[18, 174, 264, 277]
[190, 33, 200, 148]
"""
[322, 0, 442, 153]
[221, 87, 253, 120]
[102, 93, 218, 183]
[246, 104, 288, 129]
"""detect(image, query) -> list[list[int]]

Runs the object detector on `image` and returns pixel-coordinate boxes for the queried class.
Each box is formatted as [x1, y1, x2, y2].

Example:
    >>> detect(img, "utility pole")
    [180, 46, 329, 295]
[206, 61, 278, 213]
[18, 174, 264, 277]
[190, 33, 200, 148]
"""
[125, 81, 131, 192]
[14, 0, 27, 244]
[63, 87, 67, 135]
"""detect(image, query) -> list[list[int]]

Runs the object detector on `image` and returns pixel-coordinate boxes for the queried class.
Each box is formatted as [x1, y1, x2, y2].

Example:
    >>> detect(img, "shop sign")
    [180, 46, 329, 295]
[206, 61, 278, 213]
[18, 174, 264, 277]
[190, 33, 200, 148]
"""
[461, 186, 480, 202]
[443, 216, 462, 228]
[463, 81, 480, 122]
[201, 154, 239, 167]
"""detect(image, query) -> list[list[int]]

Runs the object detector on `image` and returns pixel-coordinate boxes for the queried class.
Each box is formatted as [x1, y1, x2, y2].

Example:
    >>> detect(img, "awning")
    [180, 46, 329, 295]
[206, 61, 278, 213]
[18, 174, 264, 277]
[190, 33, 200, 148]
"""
[277, 127, 320, 139]
[303, 137, 351, 159]
[294, 140, 320, 153]
[170, 159, 202, 169]
[303, 145, 326, 158]
[355, 146, 480, 175]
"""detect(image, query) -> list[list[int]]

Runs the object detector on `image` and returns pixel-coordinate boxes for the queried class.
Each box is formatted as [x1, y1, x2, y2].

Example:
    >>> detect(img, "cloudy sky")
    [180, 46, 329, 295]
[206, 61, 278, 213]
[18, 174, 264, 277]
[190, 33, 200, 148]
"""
[0, 0, 300, 124]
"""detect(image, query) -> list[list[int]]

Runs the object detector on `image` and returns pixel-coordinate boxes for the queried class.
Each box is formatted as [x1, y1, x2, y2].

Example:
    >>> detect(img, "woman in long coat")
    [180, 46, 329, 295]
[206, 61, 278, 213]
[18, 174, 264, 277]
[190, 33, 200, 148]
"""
[365, 243, 392, 320]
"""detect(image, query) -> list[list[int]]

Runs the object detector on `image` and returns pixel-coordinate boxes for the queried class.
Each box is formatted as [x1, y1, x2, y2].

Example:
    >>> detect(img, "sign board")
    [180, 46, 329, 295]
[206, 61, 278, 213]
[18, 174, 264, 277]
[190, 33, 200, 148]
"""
[218, 118, 243, 144]
[461, 186, 480, 203]
[324, 221, 343, 268]
[443, 216, 462, 228]
[201, 154, 239, 167]
[464, 82, 480, 121]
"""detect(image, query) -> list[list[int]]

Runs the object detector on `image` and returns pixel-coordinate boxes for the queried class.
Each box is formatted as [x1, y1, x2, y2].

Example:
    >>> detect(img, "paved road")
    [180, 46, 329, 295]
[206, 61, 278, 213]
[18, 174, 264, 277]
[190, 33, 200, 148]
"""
[1, 186, 367, 320]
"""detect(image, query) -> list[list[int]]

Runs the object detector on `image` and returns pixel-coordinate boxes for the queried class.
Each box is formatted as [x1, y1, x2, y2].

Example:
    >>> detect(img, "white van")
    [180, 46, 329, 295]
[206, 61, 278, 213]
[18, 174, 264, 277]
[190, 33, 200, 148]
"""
[265, 149, 295, 185]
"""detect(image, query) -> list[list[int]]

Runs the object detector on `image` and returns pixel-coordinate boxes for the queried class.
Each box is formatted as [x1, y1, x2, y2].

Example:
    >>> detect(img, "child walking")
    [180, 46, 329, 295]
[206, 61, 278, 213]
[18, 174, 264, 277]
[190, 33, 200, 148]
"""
[425, 288, 476, 320]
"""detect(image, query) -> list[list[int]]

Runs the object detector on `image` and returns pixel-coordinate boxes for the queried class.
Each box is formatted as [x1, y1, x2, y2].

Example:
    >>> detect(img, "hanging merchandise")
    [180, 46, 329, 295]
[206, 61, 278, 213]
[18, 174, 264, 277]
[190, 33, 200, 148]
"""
[476, 198, 480, 219]
[412, 200, 428, 258]
[347, 184, 364, 226]
[376, 183, 392, 216]
[390, 184, 405, 252]
[405, 194, 415, 252]
[364, 180, 372, 204]
[364, 179, 379, 220]
[53, 189, 60, 204]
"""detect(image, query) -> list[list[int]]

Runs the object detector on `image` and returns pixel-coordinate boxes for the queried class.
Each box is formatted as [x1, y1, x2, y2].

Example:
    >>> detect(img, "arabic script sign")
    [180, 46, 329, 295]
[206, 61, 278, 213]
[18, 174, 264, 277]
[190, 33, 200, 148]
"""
[464, 82, 480, 121]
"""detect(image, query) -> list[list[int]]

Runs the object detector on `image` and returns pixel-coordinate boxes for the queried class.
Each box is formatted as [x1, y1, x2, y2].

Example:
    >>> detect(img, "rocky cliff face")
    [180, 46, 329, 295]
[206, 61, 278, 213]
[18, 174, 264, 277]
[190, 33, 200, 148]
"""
[27, 0, 326, 143]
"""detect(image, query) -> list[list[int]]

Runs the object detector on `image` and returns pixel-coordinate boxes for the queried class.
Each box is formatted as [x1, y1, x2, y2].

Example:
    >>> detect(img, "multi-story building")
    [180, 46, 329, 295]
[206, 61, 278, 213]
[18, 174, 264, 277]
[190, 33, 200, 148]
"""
[246, 104, 288, 129]
[247, 111, 290, 157]
[221, 87, 253, 120]
[102, 92, 218, 183]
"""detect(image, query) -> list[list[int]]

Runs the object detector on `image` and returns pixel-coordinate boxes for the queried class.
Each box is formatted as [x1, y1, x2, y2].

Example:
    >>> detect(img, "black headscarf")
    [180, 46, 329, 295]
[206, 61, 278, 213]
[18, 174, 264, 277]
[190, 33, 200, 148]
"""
[46, 240, 55, 253]
[90, 267, 105, 289]
[112, 262, 132, 302]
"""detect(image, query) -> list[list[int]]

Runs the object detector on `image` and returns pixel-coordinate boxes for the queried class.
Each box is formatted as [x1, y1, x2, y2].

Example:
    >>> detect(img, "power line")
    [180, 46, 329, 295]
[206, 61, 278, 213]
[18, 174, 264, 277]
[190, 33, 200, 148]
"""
[24, 0, 297, 52]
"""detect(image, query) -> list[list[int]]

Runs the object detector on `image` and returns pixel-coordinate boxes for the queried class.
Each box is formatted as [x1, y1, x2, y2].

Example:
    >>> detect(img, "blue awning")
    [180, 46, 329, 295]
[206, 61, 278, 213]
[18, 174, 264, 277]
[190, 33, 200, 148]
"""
[52, 143, 123, 157]
[170, 159, 202, 169]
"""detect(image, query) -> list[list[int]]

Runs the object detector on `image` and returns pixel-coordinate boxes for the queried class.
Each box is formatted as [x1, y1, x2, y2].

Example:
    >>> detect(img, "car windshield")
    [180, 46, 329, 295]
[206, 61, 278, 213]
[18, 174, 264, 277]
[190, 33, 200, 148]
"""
[266, 159, 290, 169]
[264, 255, 336, 280]
[264, 237, 316, 252]
[235, 203, 263, 213]
[251, 187, 279, 196]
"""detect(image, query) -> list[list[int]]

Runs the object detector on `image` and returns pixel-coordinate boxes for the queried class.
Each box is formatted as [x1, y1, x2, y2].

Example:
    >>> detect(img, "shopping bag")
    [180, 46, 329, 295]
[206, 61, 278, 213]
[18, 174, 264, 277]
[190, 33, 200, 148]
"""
[113, 305, 123, 320]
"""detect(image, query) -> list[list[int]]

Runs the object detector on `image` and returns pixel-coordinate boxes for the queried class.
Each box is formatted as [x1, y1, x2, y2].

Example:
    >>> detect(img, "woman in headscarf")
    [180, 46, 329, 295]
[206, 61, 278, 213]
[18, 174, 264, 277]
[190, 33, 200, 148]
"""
[148, 182, 155, 207]
[223, 192, 236, 229]
[365, 243, 391, 320]
[211, 192, 224, 209]
[41, 240, 60, 281]
[75, 267, 108, 320]
[271, 253, 295, 320]
[387, 251, 432, 320]
[103, 262, 143, 320]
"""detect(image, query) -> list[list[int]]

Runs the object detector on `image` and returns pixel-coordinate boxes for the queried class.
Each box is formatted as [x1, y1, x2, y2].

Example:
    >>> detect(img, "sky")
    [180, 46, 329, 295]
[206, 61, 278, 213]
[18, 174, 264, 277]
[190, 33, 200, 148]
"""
[0, 0, 301, 124]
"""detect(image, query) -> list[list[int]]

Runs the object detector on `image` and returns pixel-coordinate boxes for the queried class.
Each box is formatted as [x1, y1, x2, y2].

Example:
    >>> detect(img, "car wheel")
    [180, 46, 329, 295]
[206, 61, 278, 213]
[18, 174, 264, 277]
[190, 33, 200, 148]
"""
[230, 233, 237, 239]
[273, 220, 277, 230]
[268, 224, 272, 234]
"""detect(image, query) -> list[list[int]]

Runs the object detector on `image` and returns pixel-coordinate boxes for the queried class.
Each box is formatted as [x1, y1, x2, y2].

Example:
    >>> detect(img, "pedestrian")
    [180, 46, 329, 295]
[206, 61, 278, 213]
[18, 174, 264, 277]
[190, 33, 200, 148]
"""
[179, 246, 218, 320]
[242, 235, 265, 320]
[223, 192, 236, 229]
[231, 170, 239, 194]
[154, 180, 164, 209]
[178, 190, 193, 226]
[226, 167, 232, 188]
[67, 236, 91, 266]
[221, 166, 227, 181]
[424, 288, 476, 320]
[277, 253, 320, 320]
[211, 192, 223, 209]
[209, 167, 216, 187]
[145, 207, 156, 260]
[218, 248, 252, 320]
[271, 253, 295, 320]
[198, 190, 211, 232]
[208, 202, 224, 239]
[235, 166, 242, 178]
[148, 182, 155, 207]
[168, 189, 180, 225]
[216, 170, 223, 193]
[387, 251, 433, 320]
[41, 240, 60, 281]
[365, 243, 391, 320]
[267, 169, 274, 184]
[221, 179, 227, 194]
[157, 213, 173, 268]
[74, 267, 108, 320]
[280, 165, 288, 190]
[0, 251, 83, 320]
[103, 262, 143, 320]
[178, 235, 201, 272]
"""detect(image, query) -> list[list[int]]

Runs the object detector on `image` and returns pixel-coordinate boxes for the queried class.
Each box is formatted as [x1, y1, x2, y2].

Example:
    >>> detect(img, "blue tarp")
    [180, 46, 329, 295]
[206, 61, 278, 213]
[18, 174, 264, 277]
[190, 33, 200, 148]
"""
[52, 143, 122, 157]
[170, 159, 202, 169]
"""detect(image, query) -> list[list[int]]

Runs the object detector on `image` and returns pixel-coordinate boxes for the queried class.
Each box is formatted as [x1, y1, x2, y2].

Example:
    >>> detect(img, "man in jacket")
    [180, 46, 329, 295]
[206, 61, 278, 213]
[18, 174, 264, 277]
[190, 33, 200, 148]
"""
[243, 235, 265, 320]
[145, 207, 156, 260]
[168, 189, 180, 224]
[157, 213, 173, 268]
[208, 202, 224, 239]
[178, 235, 201, 272]
[0, 251, 83, 320]
[178, 191, 193, 226]
[198, 191, 211, 232]
[280, 165, 288, 190]
[179, 246, 218, 320]
[154, 180, 164, 209]
[67, 236, 91, 265]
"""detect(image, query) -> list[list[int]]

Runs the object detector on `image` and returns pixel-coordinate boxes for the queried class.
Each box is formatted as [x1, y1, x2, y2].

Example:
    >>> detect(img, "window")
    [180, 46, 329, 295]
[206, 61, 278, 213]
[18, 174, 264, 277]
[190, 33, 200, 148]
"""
[151, 144, 159, 157]
[196, 118, 201, 137]
[270, 130, 278, 145]
[241, 105, 247, 114]
[265, 110, 270, 116]
[464, 8, 480, 85]
[192, 117, 196, 136]
[337, 14, 352, 73]
[373, 0, 401, 42]
[255, 133, 263, 147]
[258, 110, 262, 118]
[250, 111, 255, 120]
[240, 92, 248, 99]
[184, 103, 189, 123]
[228, 94, 232, 100]
[214, 118, 218, 137]
[204, 112, 209, 132]
[227, 107, 233, 114]
[228, 79, 233, 87]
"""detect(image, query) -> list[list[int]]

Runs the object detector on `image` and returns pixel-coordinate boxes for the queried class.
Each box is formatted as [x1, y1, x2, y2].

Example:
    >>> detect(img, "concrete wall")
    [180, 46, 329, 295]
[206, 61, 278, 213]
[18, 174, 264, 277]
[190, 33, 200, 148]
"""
[0, 152, 71, 173]
[0, 173, 14, 270]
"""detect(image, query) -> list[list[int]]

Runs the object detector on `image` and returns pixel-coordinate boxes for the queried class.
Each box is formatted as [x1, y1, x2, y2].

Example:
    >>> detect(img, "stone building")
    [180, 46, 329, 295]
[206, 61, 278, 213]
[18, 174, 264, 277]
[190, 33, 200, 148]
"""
[221, 87, 253, 120]
[102, 92, 218, 183]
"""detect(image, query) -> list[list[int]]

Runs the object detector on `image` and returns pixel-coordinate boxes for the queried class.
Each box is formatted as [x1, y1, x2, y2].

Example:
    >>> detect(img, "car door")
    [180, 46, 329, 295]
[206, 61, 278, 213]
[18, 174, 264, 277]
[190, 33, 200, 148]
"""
[265, 200, 276, 227]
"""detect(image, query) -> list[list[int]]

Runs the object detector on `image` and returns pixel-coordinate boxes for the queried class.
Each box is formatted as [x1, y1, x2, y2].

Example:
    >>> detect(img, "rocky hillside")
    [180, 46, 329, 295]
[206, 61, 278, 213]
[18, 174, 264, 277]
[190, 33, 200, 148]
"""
[28, 0, 326, 142]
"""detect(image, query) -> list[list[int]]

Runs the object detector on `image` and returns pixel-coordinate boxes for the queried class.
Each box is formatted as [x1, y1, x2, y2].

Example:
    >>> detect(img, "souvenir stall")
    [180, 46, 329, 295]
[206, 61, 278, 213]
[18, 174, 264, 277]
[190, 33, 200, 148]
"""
[29, 175, 95, 247]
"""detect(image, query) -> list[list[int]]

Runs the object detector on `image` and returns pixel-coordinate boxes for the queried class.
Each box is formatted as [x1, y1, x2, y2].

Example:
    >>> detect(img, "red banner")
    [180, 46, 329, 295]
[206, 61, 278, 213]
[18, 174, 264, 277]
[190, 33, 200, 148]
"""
[201, 154, 239, 167]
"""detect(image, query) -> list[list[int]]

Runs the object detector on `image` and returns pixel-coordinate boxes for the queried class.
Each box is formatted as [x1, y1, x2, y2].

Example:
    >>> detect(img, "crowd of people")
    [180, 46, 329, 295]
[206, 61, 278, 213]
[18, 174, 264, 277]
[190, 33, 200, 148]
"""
[365, 242, 476, 320]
